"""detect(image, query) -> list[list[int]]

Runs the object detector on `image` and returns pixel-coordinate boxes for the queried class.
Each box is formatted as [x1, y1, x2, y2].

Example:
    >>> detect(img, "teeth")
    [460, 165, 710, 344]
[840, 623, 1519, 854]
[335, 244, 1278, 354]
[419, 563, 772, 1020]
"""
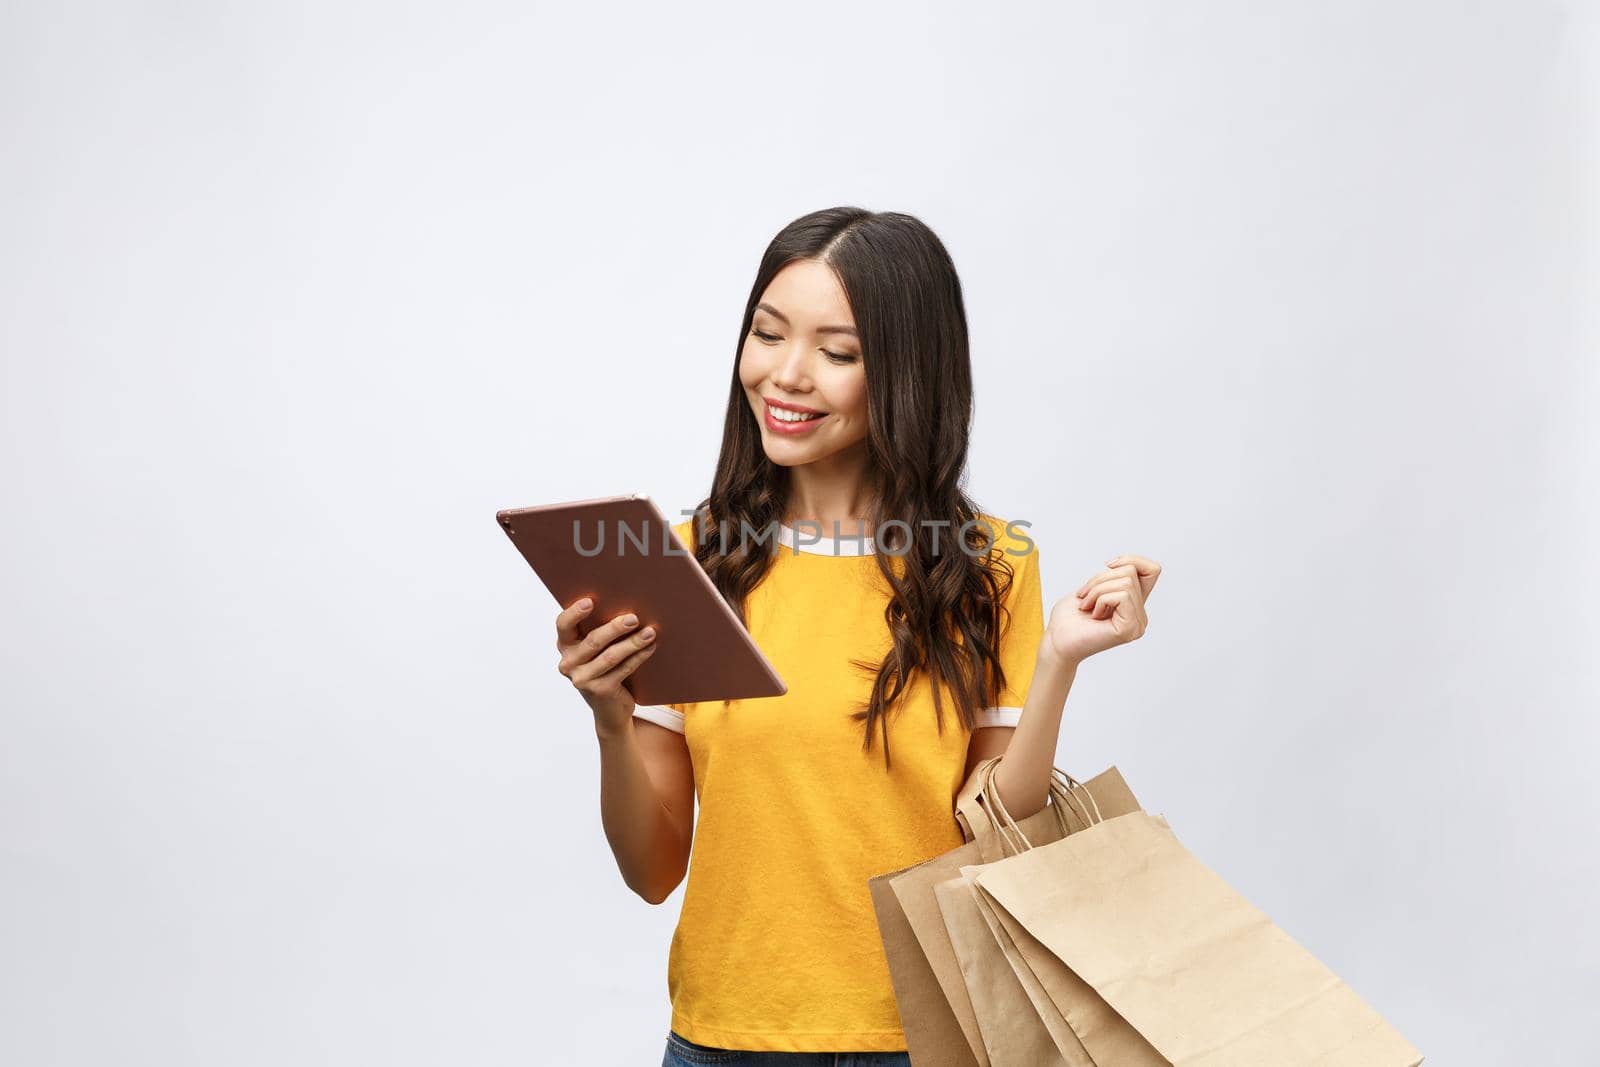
[772, 407, 823, 423]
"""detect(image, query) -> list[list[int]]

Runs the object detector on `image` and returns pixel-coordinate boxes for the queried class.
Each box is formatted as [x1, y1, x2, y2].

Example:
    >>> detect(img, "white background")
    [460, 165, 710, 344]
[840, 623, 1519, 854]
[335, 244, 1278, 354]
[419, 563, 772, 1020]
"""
[2, 2, 1595, 1063]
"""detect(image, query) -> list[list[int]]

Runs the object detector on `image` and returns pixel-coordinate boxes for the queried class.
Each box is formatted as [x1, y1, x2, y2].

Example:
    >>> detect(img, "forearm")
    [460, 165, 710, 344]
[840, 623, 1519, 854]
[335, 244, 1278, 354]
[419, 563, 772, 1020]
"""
[595, 720, 688, 904]
[989, 638, 1080, 821]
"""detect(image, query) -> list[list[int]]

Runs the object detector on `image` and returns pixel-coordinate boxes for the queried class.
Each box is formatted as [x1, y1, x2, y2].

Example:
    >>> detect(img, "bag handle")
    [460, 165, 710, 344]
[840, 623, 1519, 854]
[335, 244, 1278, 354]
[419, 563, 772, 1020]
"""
[981, 760, 1105, 855]
[967, 761, 1057, 856]
[982, 758, 1034, 854]
[1049, 766, 1104, 829]
[957, 756, 1062, 853]
[955, 757, 1008, 843]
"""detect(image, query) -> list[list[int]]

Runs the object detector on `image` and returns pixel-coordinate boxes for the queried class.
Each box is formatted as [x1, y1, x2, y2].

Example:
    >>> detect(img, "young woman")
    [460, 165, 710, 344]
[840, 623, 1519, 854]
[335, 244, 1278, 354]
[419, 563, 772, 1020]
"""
[553, 207, 1160, 1066]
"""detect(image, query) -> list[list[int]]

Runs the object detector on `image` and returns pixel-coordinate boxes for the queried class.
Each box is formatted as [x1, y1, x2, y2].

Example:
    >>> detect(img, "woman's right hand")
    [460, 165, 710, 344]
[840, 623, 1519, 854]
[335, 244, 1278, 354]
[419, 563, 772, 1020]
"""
[554, 596, 659, 734]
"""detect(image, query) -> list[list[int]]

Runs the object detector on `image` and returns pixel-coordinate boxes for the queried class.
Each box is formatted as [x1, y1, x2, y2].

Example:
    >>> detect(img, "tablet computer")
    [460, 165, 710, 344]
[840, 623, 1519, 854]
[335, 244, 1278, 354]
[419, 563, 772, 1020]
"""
[496, 493, 788, 707]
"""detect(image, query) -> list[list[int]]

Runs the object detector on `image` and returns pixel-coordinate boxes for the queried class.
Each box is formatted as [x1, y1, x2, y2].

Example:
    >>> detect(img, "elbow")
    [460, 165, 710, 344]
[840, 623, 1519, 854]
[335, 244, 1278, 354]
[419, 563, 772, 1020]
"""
[990, 758, 1051, 823]
[634, 877, 681, 906]
[1005, 782, 1052, 822]
[1012, 797, 1050, 822]
[628, 863, 687, 906]
[619, 817, 692, 905]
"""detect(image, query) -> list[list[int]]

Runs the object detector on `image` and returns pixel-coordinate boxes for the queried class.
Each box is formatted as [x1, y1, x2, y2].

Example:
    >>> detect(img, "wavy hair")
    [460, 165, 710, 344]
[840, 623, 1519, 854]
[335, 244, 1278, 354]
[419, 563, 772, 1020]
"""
[684, 207, 1018, 770]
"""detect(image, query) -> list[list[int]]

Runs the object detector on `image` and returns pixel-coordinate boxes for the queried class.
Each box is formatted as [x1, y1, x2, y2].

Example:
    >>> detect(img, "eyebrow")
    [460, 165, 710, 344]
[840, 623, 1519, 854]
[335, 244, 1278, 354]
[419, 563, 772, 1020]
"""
[755, 302, 858, 337]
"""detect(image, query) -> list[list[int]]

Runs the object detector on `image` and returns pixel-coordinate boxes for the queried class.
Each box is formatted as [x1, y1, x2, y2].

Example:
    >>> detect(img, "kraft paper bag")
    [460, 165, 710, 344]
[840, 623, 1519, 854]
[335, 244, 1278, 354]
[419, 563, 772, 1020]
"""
[936, 862, 1082, 1067]
[934, 765, 1088, 1067]
[867, 872, 980, 1067]
[978, 873, 1165, 1065]
[972, 791, 1425, 1066]
[868, 757, 1067, 1067]
[867, 758, 1140, 1067]
[955, 757, 1166, 1066]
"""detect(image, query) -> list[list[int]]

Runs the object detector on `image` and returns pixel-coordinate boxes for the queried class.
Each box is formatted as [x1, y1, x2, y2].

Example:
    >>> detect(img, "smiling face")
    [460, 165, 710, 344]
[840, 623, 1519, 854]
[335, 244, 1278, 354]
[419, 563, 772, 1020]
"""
[739, 258, 869, 469]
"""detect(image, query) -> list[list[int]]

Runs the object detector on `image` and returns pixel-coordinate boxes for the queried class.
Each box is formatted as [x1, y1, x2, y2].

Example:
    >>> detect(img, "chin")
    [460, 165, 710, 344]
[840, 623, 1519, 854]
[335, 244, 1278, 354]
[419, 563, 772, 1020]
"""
[760, 440, 823, 467]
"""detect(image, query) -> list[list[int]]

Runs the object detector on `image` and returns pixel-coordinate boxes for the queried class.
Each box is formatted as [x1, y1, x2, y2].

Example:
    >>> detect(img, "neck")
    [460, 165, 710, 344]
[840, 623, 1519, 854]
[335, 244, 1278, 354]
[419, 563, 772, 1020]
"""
[781, 442, 876, 532]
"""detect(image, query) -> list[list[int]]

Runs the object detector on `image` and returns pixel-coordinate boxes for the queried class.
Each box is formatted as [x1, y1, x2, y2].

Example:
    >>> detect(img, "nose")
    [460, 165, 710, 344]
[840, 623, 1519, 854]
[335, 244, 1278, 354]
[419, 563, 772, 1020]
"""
[769, 341, 812, 393]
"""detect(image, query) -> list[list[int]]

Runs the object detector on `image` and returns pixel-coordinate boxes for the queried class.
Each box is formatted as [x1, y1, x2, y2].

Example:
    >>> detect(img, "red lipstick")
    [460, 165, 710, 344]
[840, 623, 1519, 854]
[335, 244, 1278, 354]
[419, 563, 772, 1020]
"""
[762, 397, 829, 435]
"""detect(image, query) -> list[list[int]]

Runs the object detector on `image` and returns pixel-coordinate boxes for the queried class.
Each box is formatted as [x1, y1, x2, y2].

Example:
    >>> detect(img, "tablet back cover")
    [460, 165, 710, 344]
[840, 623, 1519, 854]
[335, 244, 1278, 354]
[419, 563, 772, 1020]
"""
[497, 494, 787, 706]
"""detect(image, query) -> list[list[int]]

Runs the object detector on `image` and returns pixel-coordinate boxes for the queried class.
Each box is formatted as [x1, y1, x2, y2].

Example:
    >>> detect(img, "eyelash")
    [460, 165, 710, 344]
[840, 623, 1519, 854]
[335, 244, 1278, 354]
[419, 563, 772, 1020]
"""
[752, 328, 858, 364]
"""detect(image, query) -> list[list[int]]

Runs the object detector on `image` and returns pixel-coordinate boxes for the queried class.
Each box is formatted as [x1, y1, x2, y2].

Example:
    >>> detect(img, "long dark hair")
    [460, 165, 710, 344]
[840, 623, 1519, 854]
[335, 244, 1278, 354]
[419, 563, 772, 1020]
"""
[686, 206, 1017, 770]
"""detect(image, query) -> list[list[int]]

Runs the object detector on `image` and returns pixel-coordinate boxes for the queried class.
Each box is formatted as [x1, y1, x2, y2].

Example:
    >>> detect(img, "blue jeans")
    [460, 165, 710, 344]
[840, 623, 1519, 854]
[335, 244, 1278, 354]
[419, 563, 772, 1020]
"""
[661, 1029, 912, 1066]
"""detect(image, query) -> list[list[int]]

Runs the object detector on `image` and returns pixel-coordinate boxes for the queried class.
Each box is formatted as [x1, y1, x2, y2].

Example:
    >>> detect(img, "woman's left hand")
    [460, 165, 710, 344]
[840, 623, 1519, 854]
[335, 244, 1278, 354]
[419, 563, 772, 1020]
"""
[1044, 554, 1161, 666]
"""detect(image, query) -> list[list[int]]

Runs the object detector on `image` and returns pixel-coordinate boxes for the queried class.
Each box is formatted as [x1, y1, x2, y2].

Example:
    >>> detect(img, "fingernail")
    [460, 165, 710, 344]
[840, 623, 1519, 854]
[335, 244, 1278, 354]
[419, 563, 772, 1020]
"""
[577, 598, 593, 611]
[639, 627, 656, 641]
[622, 614, 638, 627]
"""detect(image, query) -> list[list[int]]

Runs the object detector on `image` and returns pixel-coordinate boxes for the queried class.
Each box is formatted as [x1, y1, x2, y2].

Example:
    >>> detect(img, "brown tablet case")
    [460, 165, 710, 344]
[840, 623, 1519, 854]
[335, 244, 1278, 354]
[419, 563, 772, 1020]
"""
[496, 493, 787, 707]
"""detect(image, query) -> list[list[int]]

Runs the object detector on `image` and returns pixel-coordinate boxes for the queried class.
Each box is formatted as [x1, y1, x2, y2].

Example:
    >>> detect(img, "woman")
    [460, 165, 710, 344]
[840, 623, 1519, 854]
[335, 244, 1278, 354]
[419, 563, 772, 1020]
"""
[553, 207, 1160, 1065]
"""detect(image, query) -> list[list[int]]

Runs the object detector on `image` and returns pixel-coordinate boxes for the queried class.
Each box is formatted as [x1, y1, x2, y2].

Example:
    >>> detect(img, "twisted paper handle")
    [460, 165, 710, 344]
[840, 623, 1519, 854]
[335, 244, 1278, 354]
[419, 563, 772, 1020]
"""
[981, 760, 1104, 856]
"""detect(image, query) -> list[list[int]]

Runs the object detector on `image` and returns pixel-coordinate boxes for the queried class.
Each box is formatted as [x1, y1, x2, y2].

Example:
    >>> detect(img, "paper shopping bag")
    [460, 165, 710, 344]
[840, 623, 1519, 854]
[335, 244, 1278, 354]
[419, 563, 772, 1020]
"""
[950, 758, 1165, 1066]
[932, 764, 1094, 1066]
[869, 757, 1069, 1067]
[936, 859, 1088, 1066]
[866, 871, 980, 1066]
[971, 785, 1425, 1066]
[975, 865, 1166, 1065]
[867, 758, 1140, 1067]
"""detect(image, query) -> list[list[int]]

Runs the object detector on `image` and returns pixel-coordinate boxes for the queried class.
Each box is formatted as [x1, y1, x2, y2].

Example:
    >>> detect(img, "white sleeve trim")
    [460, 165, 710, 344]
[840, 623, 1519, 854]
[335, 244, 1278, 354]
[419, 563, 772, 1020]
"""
[975, 706, 1023, 729]
[632, 704, 685, 733]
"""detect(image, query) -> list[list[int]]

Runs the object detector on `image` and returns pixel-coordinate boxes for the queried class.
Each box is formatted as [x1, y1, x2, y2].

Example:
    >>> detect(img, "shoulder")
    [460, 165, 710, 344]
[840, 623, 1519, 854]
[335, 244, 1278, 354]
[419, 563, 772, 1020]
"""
[972, 513, 1039, 566]
[668, 517, 698, 552]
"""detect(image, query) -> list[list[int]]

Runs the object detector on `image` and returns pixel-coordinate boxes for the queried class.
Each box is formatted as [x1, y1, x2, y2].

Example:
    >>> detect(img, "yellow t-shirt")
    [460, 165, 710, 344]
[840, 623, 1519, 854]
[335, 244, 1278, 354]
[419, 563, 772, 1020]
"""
[631, 514, 1045, 1053]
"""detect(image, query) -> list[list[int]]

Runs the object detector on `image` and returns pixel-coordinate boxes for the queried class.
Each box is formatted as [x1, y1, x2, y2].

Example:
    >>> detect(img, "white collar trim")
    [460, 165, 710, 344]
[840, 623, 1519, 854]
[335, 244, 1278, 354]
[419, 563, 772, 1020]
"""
[775, 522, 875, 556]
